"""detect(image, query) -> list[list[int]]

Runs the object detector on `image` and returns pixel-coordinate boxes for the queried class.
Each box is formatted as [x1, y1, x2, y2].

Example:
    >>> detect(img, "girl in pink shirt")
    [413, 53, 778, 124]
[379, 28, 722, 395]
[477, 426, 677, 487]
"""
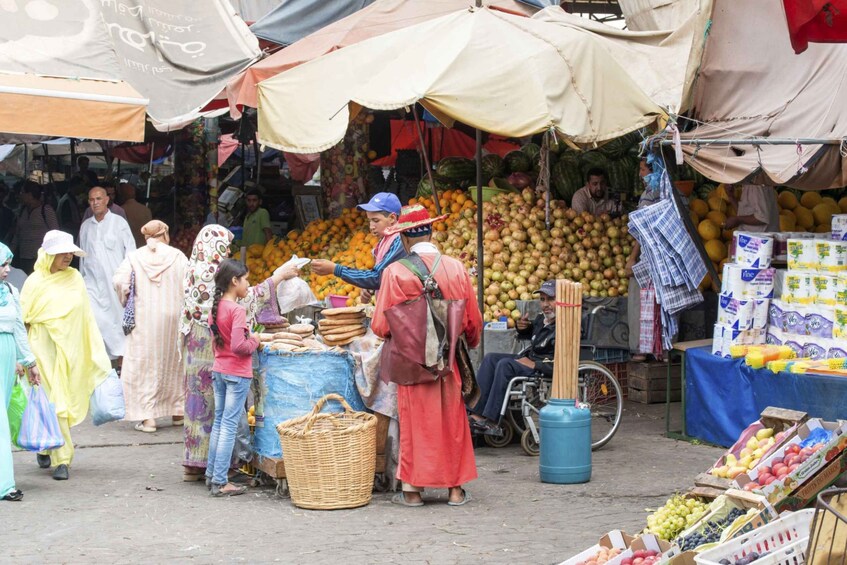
[205, 259, 259, 496]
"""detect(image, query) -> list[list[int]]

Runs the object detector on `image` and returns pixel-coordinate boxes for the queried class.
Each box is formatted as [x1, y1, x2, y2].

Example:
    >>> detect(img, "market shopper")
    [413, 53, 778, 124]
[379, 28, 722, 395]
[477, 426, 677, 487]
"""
[310, 192, 406, 302]
[113, 220, 188, 433]
[74, 156, 100, 188]
[82, 184, 127, 222]
[571, 168, 620, 217]
[20, 231, 112, 481]
[372, 204, 482, 507]
[723, 184, 780, 233]
[205, 259, 261, 497]
[0, 242, 40, 501]
[80, 187, 137, 361]
[468, 281, 556, 435]
[241, 190, 273, 247]
[118, 183, 153, 249]
[180, 224, 300, 482]
[13, 181, 59, 274]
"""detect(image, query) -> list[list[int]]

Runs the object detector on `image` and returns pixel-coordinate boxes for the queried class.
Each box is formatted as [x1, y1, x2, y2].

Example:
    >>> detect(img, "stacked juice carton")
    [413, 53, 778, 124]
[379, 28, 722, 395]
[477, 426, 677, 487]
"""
[713, 232, 775, 357]
[766, 215, 847, 359]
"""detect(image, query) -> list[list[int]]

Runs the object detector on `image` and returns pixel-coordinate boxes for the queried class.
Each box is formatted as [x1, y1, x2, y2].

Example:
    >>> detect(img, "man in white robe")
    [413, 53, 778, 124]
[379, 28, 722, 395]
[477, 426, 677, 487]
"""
[79, 187, 136, 360]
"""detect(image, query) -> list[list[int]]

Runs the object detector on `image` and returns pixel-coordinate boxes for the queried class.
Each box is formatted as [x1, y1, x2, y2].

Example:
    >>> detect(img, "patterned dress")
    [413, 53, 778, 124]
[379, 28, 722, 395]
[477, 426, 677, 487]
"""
[180, 225, 273, 470]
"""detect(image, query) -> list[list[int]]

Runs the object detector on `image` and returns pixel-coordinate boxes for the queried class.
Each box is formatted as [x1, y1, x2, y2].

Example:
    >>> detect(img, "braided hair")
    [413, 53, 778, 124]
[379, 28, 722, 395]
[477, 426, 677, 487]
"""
[211, 259, 249, 348]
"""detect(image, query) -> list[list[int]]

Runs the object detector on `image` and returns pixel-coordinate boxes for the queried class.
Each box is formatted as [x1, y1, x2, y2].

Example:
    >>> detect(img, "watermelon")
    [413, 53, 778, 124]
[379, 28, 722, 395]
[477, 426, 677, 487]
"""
[599, 131, 642, 160]
[481, 154, 505, 182]
[521, 143, 541, 166]
[579, 151, 610, 180]
[416, 175, 453, 197]
[435, 157, 475, 182]
[551, 157, 583, 204]
[606, 155, 640, 195]
[504, 150, 533, 174]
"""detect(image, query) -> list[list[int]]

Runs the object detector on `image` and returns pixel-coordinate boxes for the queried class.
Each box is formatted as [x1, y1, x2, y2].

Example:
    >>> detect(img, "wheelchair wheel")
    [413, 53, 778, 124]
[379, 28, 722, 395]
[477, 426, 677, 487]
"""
[483, 420, 514, 448]
[520, 429, 539, 456]
[577, 361, 623, 450]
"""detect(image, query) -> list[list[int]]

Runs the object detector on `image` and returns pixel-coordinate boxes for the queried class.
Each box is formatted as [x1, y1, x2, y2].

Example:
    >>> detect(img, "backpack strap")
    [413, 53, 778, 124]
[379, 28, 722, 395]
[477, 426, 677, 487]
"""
[398, 253, 443, 299]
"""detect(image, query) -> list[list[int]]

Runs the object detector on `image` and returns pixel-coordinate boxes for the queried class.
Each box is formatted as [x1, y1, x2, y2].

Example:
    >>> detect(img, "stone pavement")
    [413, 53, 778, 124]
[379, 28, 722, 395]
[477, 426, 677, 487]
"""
[3, 402, 721, 564]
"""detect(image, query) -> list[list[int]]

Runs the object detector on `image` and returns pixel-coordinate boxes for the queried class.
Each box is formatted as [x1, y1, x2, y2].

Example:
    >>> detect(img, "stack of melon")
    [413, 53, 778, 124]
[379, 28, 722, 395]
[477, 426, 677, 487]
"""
[687, 184, 737, 287]
[775, 190, 847, 233]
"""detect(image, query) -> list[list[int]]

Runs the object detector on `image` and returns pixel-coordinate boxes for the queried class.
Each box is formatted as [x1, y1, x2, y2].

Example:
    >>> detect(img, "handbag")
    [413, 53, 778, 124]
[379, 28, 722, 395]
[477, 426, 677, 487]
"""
[122, 270, 136, 335]
[90, 370, 126, 426]
[17, 385, 65, 452]
[255, 279, 288, 328]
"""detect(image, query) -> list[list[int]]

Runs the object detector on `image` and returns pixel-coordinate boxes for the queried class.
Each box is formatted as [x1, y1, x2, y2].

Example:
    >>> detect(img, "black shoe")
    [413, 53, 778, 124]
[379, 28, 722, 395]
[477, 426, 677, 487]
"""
[2, 489, 23, 501]
[52, 464, 69, 481]
[37, 454, 51, 469]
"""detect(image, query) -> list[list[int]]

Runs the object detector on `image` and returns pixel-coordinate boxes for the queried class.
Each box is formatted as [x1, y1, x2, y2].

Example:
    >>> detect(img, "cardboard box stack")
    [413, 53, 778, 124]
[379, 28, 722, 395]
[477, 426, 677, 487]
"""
[766, 222, 847, 359]
[713, 232, 775, 357]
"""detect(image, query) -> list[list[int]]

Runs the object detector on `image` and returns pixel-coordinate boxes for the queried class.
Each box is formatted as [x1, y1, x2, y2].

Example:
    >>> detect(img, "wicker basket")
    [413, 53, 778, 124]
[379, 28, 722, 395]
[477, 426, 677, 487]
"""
[276, 393, 377, 510]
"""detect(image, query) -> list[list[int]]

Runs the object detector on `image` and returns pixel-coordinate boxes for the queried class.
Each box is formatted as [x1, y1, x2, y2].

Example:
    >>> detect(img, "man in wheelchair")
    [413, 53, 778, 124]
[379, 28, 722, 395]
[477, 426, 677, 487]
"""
[468, 280, 556, 435]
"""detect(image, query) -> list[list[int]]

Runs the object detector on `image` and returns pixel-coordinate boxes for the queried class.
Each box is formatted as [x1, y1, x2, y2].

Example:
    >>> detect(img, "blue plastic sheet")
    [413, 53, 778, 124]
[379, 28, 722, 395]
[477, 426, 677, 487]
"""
[685, 347, 847, 447]
[253, 349, 365, 459]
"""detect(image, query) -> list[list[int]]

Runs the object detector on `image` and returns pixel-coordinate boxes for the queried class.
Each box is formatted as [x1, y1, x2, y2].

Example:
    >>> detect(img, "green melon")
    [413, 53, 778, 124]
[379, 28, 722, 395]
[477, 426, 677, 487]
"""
[435, 157, 475, 182]
[416, 175, 453, 197]
[480, 154, 505, 182]
[504, 150, 533, 174]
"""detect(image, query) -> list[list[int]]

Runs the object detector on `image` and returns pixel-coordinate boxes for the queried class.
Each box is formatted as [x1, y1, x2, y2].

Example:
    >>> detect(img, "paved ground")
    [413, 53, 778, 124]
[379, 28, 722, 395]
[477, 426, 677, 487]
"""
[4, 401, 721, 564]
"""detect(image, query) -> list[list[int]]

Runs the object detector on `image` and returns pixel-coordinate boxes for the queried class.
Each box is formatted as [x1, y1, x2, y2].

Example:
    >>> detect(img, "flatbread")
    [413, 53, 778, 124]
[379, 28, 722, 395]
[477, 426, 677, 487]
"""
[274, 338, 305, 347]
[323, 336, 360, 347]
[322, 327, 366, 342]
[318, 315, 364, 326]
[288, 323, 315, 334]
[322, 306, 366, 317]
[259, 333, 277, 343]
[268, 342, 298, 352]
[320, 324, 366, 337]
[272, 332, 303, 342]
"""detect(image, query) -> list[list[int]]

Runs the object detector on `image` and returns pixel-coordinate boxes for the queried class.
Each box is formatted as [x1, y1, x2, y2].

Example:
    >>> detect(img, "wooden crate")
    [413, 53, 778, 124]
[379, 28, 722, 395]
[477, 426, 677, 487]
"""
[627, 362, 681, 404]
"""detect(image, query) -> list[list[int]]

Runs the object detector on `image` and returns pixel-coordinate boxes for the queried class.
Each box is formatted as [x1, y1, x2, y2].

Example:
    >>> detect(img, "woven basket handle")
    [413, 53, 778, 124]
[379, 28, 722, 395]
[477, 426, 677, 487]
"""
[302, 393, 355, 434]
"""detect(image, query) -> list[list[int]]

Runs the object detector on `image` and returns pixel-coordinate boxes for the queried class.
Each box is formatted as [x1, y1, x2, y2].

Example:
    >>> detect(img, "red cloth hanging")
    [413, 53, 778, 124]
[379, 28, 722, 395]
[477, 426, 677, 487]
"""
[783, 0, 847, 53]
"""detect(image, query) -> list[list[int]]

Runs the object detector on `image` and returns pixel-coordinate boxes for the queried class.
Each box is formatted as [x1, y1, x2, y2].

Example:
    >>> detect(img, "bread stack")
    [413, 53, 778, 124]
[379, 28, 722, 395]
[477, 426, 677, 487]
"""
[258, 331, 306, 352]
[288, 323, 315, 340]
[318, 307, 367, 347]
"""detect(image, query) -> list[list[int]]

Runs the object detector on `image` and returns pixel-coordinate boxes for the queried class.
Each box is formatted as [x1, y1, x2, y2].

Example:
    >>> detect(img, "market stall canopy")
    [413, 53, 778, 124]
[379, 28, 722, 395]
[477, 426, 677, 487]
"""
[231, 0, 283, 23]
[783, 0, 847, 54]
[0, 0, 260, 133]
[249, 0, 374, 47]
[533, 1, 711, 113]
[678, 0, 847, 189]
[224, 0, 542, 118]
[618, 0, 702, 31]
[256, 7, 663, 153]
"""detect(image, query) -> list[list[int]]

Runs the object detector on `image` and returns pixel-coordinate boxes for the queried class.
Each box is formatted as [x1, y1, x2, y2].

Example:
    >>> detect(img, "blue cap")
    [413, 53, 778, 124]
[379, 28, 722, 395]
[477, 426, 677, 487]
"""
[533, 280, 556, 297]
[357, 192, 401, 215]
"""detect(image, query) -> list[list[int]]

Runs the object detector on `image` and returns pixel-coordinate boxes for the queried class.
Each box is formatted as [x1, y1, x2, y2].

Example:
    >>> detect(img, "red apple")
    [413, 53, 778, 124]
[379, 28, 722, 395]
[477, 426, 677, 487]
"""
[743, 482, 760, 491]
[789, 463, 800, 472]
[776, 466, 790, 478]
[764, 476, 778, 485]
[786, 444, 801, 455]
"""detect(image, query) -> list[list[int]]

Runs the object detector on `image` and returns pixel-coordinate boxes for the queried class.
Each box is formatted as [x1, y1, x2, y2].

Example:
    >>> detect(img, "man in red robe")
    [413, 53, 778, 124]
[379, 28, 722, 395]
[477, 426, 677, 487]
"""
[371, 204, 482, 507]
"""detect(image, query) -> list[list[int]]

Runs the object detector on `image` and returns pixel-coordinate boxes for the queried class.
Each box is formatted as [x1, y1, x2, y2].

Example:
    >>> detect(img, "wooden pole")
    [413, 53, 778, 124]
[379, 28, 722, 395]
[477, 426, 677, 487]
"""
[552, 279, 582, 400]
[412, 106, 442, 215]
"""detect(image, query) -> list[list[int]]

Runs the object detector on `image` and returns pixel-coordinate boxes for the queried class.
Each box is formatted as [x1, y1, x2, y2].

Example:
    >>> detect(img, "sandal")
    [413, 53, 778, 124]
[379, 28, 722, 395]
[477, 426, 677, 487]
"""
[134, 422, 157, 433]
[470, 419, 503, 437]
[2, 489, 23, 502]
[447, 489, 471, 506]
[210, 483, 247, 497]
[391, 493, 424, 507]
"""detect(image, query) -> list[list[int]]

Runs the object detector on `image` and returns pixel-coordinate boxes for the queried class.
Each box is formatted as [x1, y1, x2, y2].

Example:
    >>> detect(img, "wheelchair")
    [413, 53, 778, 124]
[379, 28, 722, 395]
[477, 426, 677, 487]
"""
[476, 357, 623, 456]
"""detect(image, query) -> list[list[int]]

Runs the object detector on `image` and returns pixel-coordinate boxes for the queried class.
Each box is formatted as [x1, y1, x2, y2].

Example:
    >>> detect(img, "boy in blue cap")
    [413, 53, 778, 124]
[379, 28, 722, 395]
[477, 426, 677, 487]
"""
[311, 193, 407, 300]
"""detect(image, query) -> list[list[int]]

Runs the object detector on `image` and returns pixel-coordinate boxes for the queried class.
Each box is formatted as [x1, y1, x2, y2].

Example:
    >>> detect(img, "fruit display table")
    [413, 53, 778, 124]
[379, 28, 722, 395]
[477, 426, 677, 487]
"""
[684, 346, 847, 447]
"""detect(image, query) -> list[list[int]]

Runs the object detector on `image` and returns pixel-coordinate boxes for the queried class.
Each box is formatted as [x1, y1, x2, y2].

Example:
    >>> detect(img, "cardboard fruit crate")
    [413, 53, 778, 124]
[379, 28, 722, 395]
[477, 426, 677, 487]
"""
[559, 530, 635, 565]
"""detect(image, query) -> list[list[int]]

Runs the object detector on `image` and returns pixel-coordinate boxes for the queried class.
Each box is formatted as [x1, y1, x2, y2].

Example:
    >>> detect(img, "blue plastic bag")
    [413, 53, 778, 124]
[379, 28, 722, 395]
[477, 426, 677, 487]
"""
[17, 385, 65, 452]
[89, 370, 125, 426]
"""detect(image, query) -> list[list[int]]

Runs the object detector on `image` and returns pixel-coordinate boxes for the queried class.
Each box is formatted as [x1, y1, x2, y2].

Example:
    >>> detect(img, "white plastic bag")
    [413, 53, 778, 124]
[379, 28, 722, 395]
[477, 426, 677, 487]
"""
[277, 277, 319, 315]
[90, 370, 126, 426]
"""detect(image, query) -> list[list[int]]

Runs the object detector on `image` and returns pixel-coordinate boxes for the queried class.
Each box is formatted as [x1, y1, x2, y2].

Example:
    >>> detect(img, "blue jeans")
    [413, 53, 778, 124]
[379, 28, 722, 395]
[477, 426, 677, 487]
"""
[469, 353, 536, 423]
[206, 372, 251, 486]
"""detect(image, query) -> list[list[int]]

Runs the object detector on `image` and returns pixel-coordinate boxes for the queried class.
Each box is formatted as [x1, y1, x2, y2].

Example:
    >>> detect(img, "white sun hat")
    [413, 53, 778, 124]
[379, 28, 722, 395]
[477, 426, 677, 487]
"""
[41, 230, 86, 257]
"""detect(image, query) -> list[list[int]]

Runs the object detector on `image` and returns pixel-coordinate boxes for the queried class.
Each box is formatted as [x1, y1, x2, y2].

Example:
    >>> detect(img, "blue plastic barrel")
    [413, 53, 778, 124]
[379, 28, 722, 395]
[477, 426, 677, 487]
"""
[539, 398, 592, 484]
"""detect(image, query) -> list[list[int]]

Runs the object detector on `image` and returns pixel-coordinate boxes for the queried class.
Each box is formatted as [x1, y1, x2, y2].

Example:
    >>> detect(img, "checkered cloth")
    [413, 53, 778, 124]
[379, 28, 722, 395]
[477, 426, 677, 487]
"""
[628, 155, 706, 349]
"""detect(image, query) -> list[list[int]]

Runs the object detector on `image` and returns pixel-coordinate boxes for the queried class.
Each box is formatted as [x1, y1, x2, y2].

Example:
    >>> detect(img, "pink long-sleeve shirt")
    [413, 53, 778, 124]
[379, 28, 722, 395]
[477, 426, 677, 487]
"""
[210, 299, 259, 378]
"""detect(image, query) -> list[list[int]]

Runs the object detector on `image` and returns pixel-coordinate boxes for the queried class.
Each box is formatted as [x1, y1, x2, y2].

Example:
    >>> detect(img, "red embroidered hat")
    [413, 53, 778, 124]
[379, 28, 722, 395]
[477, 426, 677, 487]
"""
[384, 204, 448, 236]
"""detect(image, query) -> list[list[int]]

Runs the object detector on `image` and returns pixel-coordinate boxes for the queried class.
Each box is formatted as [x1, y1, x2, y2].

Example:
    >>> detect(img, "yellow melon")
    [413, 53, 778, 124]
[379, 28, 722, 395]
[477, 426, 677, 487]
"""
[779, 214, 796, 231]
[698, 219, 721, 241]
[816, 224, 832, 233]
[778, 191, 798, 210]
[800, 191, 822, 209]
[707, 210, 727, 227]
[794, 206, 814, 229]
[705, 239, 728, 263]
[722, 228, 735, 241]
[813, 203, 840, 226]
[822, 196, 838, 209]
[714, 184, 732, 201]
[689, 211, 700, 226]
[839, 196, 847, 213]
[690, 198, 709, 220]
[708, 195, 727, 212]
[699, 273, 712, 292]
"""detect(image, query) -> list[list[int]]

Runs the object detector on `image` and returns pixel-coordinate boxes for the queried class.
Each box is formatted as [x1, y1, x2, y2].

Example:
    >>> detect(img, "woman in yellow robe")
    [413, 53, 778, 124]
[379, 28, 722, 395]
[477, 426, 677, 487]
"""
[19, 230, 111, 480]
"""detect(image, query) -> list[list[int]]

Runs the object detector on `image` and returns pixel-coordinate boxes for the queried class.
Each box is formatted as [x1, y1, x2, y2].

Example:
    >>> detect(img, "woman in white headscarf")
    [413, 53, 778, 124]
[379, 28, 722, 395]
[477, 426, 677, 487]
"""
[114, 220, 189, 433]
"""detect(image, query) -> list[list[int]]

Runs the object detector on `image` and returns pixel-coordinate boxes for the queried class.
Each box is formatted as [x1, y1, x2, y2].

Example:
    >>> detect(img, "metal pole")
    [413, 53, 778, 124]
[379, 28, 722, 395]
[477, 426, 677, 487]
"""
[146, 142, 155, 199]
[475, 128, 485, 358]
[412, 106, 442, 215]
[660, 138, 844, 146]
[69, 138, 76, 181]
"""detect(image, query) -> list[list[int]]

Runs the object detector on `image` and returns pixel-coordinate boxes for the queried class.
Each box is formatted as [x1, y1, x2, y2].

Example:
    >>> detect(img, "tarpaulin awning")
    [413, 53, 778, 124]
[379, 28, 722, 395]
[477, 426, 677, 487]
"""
[678, 0, 847, 189]
[533, 2, 712, 114]
[0, 0, 260, 134]
[257, 7, 663, 153]
[783, 0, 847, 54]
[249, 0, 373, 47]
[224, 0, 541, 118]
[0, 73, 147, 141]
